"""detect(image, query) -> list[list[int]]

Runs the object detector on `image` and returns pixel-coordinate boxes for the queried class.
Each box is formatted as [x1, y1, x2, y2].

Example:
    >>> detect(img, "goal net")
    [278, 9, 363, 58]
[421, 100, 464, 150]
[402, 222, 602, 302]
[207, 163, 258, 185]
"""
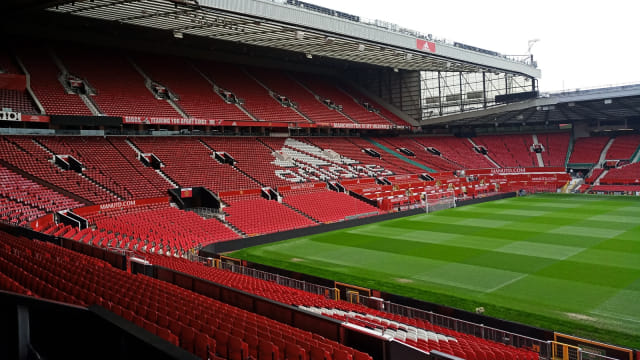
[424, 190, 456, 214]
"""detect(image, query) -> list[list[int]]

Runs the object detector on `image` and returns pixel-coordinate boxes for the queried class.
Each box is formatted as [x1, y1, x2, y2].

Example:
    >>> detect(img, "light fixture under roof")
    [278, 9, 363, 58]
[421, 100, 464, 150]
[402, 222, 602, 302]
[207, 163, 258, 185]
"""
[295, 30, 304, 40]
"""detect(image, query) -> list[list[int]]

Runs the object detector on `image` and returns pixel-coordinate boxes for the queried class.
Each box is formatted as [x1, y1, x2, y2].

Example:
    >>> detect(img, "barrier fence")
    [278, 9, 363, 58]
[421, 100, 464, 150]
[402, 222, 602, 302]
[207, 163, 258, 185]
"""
[187, 252, 552, 357]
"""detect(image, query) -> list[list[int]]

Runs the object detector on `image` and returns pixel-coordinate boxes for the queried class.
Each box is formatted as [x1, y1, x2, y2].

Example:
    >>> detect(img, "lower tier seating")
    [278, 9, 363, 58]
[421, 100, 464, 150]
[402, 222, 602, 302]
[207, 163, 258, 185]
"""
[56, 202, 241, 255]
[569, 136, 609, 164]
[591, 185, 640, 192]
[282, 189, 379, 223]
[0, 89, 38, 114]
[143, 254, 538, 360]
[223, 197, 317, 235]
[0, 231, 371, 360]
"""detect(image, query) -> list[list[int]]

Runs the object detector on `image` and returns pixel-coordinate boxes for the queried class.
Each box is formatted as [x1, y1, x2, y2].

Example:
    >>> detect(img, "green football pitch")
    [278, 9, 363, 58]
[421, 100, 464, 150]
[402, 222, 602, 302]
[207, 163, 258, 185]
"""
[231, 194, 640, 349]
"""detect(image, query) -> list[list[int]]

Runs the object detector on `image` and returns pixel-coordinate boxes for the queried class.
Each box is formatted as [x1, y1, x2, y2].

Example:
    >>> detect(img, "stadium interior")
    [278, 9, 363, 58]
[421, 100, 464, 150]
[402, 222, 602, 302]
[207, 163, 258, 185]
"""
[0, 1, 639, 360]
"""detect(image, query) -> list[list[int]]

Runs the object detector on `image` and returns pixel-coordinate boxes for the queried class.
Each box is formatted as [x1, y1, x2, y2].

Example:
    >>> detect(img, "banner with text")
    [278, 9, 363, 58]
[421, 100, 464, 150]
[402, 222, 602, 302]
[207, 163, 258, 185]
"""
[72, 197, 169, 216]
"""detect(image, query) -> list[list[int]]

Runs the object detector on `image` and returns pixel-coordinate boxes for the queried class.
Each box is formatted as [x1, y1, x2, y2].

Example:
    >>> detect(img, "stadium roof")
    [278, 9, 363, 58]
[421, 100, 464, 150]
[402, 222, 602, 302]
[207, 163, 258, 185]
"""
[421, 84, 640, 127]
[41, 0, 540, 78]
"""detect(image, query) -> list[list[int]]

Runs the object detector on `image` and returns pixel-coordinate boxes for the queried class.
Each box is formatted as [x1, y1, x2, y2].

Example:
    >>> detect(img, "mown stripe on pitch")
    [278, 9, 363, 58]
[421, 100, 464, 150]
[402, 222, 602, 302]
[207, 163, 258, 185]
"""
[570, 248, 640, 271]
[534, 260, 640, 288]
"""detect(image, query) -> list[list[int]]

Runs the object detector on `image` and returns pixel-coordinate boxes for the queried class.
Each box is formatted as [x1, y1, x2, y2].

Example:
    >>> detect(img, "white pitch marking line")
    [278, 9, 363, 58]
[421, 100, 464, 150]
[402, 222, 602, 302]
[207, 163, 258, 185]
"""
[486, 274, 529, 293]
[589, 310, 640, 324]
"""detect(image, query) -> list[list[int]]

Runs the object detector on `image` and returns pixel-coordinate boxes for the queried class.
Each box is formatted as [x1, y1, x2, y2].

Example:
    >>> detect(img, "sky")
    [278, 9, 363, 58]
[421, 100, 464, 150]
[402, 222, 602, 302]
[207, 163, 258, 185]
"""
[308, 0, 640, 92]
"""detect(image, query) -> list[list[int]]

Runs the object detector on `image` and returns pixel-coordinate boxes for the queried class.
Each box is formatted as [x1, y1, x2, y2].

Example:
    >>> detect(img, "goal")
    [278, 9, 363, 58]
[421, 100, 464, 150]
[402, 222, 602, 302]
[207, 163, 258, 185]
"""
[424, 190, 456, 213]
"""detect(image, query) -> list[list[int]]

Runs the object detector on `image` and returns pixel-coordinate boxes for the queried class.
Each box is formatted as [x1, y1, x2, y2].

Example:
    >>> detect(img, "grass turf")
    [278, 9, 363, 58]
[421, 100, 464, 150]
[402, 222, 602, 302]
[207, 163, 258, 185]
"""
[231, 194, 640, 349]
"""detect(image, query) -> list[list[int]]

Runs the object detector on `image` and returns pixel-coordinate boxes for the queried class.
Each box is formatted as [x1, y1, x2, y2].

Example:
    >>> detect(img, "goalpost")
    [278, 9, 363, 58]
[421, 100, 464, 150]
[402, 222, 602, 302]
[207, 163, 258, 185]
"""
[424, 189, 456, 214]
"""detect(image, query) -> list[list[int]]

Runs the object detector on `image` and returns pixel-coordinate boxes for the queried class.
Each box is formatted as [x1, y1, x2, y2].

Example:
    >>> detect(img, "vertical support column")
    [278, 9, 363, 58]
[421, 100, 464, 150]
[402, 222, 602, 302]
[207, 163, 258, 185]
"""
[399, 72, 403, 113]
[505, 74, 509, 94]
[437, 71, 442, 116]
[459, 72, 464, 112]
[482, 72, 487, 109]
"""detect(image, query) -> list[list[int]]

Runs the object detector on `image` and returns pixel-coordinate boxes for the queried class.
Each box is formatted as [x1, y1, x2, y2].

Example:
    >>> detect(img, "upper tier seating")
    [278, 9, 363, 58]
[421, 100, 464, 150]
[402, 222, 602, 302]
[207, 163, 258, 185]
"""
[0, 136, 116, 204]
[605, 134, 640, 160]
[142, 253, 537, 360]
[196, 62, 306, 123]
[472, 134, 538, 168]
[0, 53, 21, 74]
[340, 85, 412, 127]
[37, 136, 168, 200]
[568, 136, 610, 164]
[0, 232, 371, 360]
[0, 89, 38, 114]
[16, 46, 92, 115]
[282, 187, 380, 223]
[249, 68, 353, 124]
[221, 194, 316, 236]
[0, 54, 36, 114]
[132, 137, 258, 192]
[298, 74, 390, 125]
[133, 55, 251, 121]
[537, 132, 570, 167]
[57, 46, 179, 118]
[411, 136, 496, 169]
[374, 137, 461, 172]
